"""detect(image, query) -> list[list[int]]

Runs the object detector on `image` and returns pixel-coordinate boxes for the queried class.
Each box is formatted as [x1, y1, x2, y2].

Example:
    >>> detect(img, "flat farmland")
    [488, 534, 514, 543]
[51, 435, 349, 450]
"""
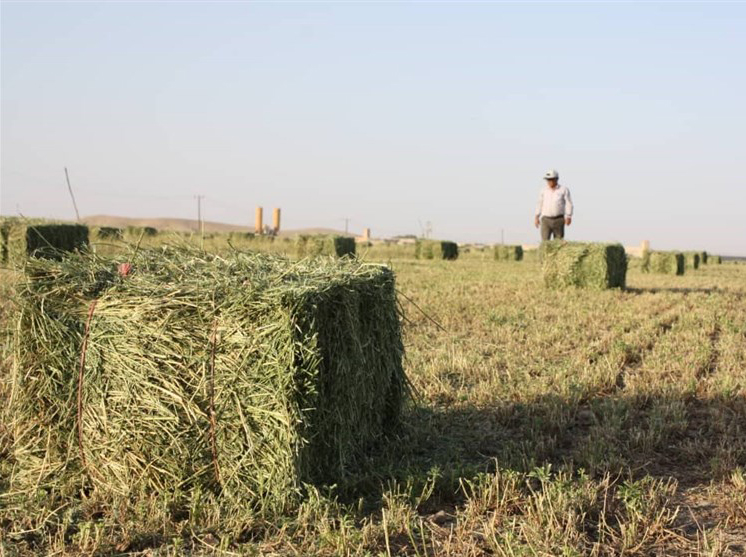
[2, 256, 745, 555]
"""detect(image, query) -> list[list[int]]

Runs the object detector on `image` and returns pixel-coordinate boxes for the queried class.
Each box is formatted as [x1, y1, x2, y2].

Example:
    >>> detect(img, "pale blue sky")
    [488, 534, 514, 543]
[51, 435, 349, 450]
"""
[2, 2, 745, 254]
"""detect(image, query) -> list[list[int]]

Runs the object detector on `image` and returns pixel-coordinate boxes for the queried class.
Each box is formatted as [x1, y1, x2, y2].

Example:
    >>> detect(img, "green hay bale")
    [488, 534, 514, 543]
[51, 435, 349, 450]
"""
[9, 248, 406, 515]
[96, 227, 123, 240]
[541, 241, 627, 289]
[296, 235, 356, 258]
[415, 240, 459, 260]
[494, 245, 524, 261]
[125, 226, 158, 237]
[1, 218, 89, 265]
[642, 251, 685, 275]
[684, 252, 700, 270]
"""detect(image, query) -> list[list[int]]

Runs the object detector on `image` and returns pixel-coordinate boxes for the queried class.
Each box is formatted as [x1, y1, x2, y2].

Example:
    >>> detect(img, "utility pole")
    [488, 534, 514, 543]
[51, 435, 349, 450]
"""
[343, 217, 350, 234]
[64, 167, 81, 221]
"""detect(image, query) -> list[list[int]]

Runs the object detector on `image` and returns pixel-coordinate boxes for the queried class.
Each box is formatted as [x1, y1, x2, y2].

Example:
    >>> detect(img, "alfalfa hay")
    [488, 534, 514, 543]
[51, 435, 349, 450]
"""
[541, 241, 627, 289]
[0, 218, 89, 265]
[685, 252, 700, 270]
[96, 226, 123, 240]
[8, 248, 406, 516]
[415, 240, 458, 260]
[296, 235, 356, 258]
[642, 251, 685, 275]
[494, 245, 524, 261]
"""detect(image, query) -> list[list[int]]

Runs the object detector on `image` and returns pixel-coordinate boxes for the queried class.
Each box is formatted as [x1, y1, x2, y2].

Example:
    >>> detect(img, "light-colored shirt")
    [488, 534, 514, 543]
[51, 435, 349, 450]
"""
[536, 184, 573, 218]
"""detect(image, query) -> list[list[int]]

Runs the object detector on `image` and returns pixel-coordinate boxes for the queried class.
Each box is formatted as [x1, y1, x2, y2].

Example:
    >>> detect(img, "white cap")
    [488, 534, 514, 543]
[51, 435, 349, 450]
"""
[543, 169, 559, 180]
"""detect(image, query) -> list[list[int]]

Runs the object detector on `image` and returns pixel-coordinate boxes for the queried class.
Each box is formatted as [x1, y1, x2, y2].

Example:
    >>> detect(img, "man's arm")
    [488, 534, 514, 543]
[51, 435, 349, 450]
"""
[564, 188, 573, 225]
[534, 190, 543, 228]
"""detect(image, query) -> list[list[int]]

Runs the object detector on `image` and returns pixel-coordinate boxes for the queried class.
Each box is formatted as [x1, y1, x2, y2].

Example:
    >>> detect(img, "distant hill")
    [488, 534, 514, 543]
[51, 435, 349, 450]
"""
[81, 215, 354, 238]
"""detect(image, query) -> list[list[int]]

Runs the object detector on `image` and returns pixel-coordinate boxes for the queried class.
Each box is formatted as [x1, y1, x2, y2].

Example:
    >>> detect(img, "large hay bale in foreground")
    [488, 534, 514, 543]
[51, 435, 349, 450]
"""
[0, 219, 89, 264]
[642, 251, 685, 275]
[415, 239, 458, 260]
[541, 241, 627, 289]
[10, 249, 405, 514]
[685, 252, 700, 270]
[494, 245, 523, 261]
[296, 235, 356, 258]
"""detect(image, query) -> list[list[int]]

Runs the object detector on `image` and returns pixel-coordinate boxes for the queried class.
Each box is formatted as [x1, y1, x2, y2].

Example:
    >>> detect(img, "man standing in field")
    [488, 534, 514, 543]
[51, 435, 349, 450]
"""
[534, 169, 573, 240]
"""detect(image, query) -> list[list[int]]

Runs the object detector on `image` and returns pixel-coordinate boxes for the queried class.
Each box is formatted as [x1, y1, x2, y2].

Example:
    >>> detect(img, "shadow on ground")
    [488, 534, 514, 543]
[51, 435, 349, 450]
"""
[341, 391, 746, 506]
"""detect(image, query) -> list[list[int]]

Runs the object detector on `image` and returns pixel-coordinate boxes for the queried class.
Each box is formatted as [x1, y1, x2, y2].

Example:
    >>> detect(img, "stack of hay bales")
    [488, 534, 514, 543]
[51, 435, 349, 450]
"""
[415, 239, 459, 260]
[8, 248, 406, 515]
[1, 218, 89, 265]
[684, 252, 700, 270]
[541, 241, 627, 289]
[641, 251, 685, 275]
[96, 226, 123, 240]
[494, 245, 524, 261]
[296, 235, 356, 258]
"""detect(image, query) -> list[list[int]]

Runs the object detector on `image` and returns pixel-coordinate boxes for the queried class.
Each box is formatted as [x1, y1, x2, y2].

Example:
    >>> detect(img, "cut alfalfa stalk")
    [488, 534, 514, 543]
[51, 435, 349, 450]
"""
[684, 252, 700, 270]
[494, 245, 524, 261]
[642, 251, 685, 275]
[0, 218, 89, 265]
[296, 235, 356, 258]
[9, 248, 405, 517]
[415, 240, 458, 260]
[540, 241, 627, 289]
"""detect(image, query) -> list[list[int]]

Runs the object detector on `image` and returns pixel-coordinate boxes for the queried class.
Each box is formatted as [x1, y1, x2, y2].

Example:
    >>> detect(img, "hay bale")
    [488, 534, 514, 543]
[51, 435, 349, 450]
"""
[9, 248, 406, 514]
[296, 235, 356, 258]
[642, 251, 685, 275]
[494, 245, 524, 261]
[684, 252, 700, 270]
[125, 226, 158, 237]
[415, 240, 458, 260]
[700, 251, 708, 265]
[541, 241, 627, 289]
[0, 218, 89, 264]
[96, 227, 123, 240]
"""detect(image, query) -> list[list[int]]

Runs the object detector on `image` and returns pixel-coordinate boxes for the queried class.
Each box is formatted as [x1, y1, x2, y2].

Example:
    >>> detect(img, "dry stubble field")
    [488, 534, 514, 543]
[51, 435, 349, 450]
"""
[1, 251, 745, 556]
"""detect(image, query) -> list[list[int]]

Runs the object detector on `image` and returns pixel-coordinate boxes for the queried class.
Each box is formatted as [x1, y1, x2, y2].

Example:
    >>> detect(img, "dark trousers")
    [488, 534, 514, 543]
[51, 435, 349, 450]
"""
[541, 216, 565, 241]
